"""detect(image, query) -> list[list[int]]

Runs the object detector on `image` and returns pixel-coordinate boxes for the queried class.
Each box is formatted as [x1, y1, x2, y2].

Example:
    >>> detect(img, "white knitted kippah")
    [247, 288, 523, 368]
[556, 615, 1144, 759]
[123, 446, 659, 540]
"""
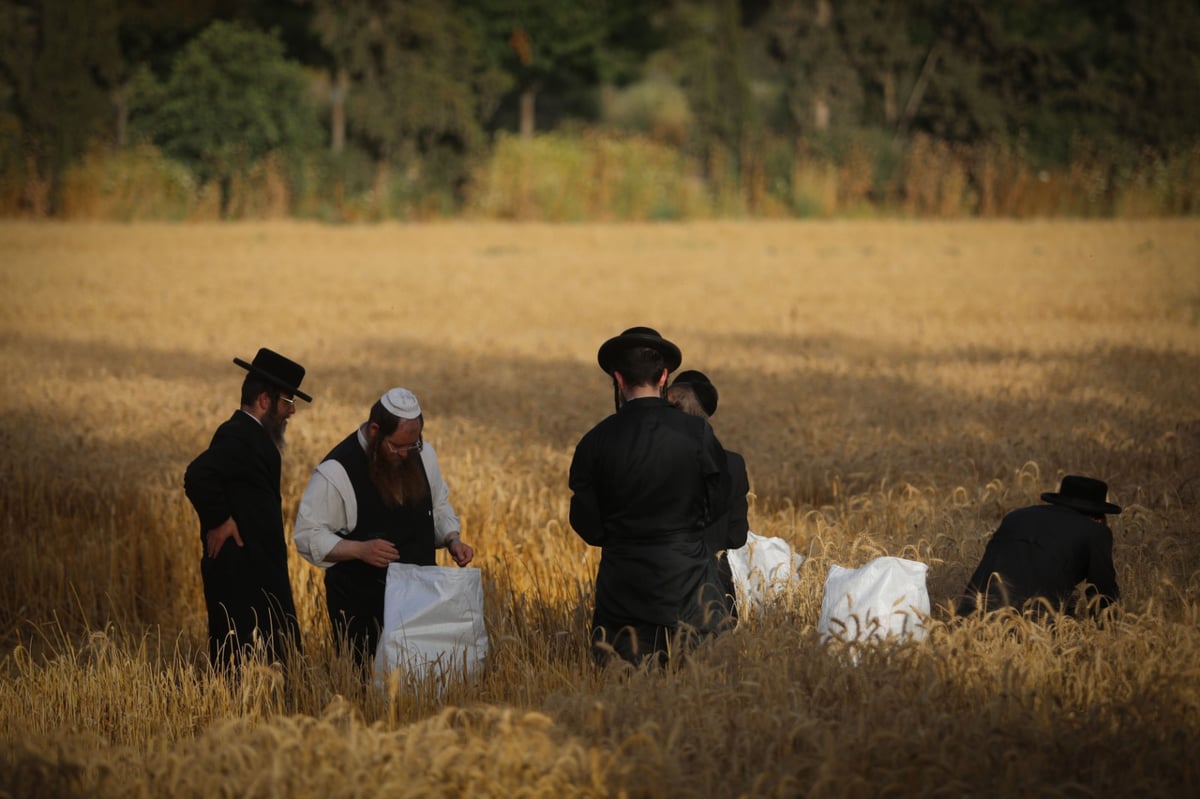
[380, 387, 421, 419]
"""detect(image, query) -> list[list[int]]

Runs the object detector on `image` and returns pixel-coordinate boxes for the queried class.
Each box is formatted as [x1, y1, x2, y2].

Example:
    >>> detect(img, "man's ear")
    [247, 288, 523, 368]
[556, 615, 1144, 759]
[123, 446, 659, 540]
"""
[613, 371, 627, 392]
[255, 391, 273, 413]
[657, 369, 668, 388]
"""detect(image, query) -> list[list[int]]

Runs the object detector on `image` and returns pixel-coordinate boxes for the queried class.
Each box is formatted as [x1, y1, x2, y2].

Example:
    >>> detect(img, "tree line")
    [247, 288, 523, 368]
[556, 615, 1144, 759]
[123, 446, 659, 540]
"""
[2, 0, 1198, 218]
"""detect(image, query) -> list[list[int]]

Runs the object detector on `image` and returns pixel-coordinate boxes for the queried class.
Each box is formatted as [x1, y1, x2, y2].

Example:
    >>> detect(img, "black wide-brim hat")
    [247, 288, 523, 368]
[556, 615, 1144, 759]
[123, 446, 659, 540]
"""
[1041, 474, 1121, 516]
[233, 348, 312, 402]
[670, 369, 719, 416]
[597, 326, 682, 374]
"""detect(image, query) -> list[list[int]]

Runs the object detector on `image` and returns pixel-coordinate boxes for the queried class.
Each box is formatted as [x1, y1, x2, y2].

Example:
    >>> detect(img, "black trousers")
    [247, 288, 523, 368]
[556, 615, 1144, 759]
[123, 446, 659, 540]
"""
[325, 565, 386, 670]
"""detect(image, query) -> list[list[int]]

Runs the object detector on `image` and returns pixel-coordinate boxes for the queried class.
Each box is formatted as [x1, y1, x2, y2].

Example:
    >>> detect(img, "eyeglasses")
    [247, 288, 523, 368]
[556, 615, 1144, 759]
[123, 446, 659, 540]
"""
[277, 395, 295, 407]
[383, 436, 423, 455]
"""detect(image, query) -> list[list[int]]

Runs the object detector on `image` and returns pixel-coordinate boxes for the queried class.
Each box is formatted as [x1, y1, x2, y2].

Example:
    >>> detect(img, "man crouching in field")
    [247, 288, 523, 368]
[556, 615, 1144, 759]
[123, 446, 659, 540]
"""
[184, 348, 310, 669]
[569, 327, 733, 668]
[956, 474, 1121, 619]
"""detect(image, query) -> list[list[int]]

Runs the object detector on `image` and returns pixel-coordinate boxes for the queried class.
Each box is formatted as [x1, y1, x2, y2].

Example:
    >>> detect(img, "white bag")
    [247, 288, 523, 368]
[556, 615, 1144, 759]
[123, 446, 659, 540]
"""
[727, 531, 805, 613]
[374, 563, 488, 681]
[818, 557, 929, 644]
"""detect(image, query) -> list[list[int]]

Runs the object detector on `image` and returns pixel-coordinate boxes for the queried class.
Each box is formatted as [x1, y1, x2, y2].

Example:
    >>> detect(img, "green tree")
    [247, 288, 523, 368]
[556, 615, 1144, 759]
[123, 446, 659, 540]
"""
[132, 20, 318, 216]
[309, 0, 507, 203]
[834, 0, 925, 131]
[756, 0, 861, 136]
[1096, 0, 1200, 154]
[0, 0, 122, 213]
[114, 1, 241, 148]
[905, 0, 1200, 163]
[463, 0, 655, 136]
[662, 0, 756, 179]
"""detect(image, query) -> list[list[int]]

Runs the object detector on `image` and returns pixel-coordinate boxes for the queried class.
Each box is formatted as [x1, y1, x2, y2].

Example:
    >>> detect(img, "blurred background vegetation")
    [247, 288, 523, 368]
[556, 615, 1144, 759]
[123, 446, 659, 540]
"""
[2, 0, 1198, 221]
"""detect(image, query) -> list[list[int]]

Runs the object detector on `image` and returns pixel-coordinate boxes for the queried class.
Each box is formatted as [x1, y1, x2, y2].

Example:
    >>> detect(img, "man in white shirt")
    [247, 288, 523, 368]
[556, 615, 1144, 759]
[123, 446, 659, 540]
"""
[294, 387, 473, 668]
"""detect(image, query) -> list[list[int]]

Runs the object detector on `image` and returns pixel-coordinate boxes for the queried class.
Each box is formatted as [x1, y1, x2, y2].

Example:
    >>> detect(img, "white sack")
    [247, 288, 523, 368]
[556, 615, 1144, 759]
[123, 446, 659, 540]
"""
[818, 557, 929, 644]
[375, 563, 488, 681]
[727, 531, 805, 613]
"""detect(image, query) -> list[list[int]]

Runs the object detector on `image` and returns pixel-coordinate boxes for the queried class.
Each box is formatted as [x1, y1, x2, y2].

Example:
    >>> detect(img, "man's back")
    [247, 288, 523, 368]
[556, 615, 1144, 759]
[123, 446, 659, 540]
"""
[570, 397, 727, 545]
[960, 504, 1118, 614]
[569, 395, 731, 632]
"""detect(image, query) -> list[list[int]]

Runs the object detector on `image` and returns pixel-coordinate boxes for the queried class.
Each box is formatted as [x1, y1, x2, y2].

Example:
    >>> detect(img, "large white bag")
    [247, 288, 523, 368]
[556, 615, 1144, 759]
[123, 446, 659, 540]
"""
[374, 563, 488, 681]
[727, 531, 805, 613]
[818, 557, 929, 644]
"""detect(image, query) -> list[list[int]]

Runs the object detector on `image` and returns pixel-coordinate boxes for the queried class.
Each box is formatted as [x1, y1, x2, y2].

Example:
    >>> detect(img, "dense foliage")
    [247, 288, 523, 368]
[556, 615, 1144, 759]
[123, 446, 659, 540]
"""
[129, 21, 318, 215]
[1, 0, 1197, 217]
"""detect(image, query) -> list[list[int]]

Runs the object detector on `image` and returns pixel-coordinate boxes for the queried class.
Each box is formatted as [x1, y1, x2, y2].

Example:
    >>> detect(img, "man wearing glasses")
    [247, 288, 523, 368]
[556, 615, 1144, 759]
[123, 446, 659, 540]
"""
[184, 347, 311, 668]
[294, 387, 473, 668]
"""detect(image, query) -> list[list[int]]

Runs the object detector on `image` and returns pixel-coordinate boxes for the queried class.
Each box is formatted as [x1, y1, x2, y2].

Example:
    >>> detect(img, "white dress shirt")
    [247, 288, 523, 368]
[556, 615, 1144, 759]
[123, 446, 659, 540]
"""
[293, 425, 461, 568]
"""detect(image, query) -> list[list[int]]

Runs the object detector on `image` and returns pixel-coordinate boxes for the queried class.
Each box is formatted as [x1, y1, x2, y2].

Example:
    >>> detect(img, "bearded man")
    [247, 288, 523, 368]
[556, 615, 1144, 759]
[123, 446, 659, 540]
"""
[294, 388, 474, 667]
[184, 348, 311, 668]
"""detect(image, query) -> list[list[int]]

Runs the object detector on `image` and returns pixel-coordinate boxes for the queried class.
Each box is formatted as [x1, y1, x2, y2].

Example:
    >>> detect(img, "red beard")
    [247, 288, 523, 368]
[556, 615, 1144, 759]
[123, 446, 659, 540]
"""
[366, 437, 429, 508]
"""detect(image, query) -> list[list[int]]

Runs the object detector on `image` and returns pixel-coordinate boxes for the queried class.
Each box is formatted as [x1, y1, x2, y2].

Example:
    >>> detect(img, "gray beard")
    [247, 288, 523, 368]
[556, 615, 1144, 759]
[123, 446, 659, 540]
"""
[262, 410, 287, 450]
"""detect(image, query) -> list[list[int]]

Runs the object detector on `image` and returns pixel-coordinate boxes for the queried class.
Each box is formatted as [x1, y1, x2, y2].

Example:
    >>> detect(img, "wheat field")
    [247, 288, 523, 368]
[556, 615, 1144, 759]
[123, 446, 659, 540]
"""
[0, 219, 1198, 797]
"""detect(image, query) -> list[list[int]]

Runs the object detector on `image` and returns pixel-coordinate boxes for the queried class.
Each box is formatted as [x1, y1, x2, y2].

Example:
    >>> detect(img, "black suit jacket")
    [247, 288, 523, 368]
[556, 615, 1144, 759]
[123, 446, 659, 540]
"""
[569, 396, 731, 631]
[702, 450, 749, 555]
[958, 503, 1118, 615]
[184, 411, 300, 658]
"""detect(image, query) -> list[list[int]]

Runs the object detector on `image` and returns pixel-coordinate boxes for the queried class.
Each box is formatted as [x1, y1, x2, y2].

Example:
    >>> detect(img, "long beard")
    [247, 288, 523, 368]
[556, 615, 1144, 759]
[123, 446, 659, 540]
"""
[262, 406, 288, 450]
[367, 442, 428, 508]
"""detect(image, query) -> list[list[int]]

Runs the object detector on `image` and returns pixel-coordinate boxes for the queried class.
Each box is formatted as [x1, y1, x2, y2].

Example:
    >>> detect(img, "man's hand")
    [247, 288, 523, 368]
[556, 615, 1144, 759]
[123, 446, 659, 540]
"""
[357, 538, 400, 568]
[447, 537, 474, 567]
[206, 517, 243, 559]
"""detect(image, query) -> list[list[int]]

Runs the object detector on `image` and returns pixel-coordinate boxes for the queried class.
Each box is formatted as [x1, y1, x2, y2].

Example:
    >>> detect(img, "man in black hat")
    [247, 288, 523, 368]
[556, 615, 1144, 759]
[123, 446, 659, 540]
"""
[667, 370, 750, 621]
[956, 475, 1121, 618]
[569, 327, 733, 667]
[184, 348, 311, 667]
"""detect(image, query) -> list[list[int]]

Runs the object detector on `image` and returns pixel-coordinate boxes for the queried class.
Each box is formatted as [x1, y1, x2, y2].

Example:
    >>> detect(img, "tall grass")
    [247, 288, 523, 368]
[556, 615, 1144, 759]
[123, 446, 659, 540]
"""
[0, 220, 1197, 796]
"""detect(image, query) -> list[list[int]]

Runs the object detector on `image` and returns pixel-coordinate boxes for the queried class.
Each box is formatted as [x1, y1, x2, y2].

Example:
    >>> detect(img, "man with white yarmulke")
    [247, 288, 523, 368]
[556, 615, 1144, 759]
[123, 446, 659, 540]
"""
[294, 388, 474, 668]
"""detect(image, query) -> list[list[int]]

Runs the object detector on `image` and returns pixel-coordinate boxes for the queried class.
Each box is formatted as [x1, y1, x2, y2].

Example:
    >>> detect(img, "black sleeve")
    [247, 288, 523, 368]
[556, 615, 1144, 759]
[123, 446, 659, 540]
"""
[699, 422, 731, 529]
[184, 432, 240, 535]
[568, 433, 606, 546]
[724, 454, 750, 550]
[957, 534, 1000, 615]
[1084, 523, 1119, 608]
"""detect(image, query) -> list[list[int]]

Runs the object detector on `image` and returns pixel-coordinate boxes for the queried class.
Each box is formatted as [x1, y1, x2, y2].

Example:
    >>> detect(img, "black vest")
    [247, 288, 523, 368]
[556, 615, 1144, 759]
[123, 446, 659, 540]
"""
[323, 432, 436, 595]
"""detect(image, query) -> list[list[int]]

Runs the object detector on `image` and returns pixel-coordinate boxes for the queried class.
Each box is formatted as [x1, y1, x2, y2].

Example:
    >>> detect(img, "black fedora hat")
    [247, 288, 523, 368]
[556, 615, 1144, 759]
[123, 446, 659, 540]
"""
[233, 348, 312, 402]
[597, 326, 682, 374]
[670, 369, 719, 417]
[1041, 475, 1121, 516]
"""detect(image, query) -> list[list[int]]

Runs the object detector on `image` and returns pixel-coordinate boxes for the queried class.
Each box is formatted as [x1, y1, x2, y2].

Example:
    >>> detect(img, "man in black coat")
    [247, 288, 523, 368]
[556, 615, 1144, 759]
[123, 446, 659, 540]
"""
[667, 370, 750, 621]
[569, 327, 732, 667]
[184, 348, 311, 667]
[956, 474, 1121, 618]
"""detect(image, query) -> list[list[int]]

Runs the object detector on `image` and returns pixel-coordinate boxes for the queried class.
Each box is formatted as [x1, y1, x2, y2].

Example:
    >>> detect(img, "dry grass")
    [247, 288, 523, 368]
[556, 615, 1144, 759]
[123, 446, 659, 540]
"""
[0, 219, 1197, 797]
